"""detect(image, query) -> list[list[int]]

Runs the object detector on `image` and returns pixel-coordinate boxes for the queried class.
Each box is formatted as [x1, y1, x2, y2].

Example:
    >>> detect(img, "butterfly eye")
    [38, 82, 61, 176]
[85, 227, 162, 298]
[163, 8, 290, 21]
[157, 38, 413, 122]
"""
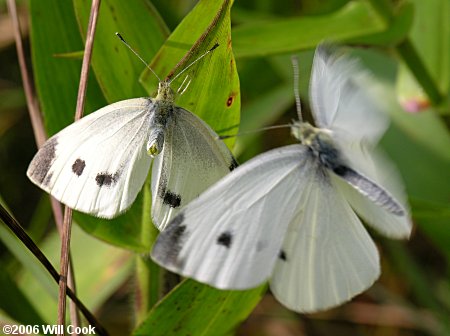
[147, 129, 165, 158]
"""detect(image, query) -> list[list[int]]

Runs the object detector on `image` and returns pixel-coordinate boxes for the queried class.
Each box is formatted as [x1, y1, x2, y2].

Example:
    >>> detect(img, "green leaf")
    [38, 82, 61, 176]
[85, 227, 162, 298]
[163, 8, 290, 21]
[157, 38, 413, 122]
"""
[74, 192, 148, 252]
[232, 1, 386, 58]
[395, 0, 450, 111]
[16, 225, 133, 322]
[347, 1, 414, 45]
[73, 0, 169, 102]
[29, 0, 106, 135]
[0, 262, 46, 326]
[133, 280, 266, 336]
[141, 0, 240, 147]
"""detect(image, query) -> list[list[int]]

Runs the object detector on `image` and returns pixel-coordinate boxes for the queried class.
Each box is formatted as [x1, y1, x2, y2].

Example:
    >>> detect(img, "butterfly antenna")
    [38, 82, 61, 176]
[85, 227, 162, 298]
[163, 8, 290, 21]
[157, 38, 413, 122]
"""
[217, 124, 292, 140]
[169, 43, 219, 85]
[291, 55, 303, 122]
[115, 32, 161, 82]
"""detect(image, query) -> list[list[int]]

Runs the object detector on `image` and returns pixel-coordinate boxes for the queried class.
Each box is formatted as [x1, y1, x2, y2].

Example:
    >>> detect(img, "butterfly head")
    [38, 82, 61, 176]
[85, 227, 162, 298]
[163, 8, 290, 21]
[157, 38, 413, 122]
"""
[291, 121, 317, 144]
[155, 81, 175, 104]
[292, 121, 334, 155]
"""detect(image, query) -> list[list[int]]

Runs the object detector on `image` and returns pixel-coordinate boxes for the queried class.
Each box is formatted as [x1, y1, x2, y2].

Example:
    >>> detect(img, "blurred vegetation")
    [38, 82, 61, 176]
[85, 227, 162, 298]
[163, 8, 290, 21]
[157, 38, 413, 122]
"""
[0, 0, 449, 335]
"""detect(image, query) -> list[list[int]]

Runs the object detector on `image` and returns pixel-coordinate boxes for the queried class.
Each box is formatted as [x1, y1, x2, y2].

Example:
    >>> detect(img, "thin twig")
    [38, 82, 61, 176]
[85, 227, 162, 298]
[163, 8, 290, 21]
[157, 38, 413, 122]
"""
[6, 0, 45, 147]
[6, 0, 82, 330]
[51, 201, 81, 329]
[0, 204, 109, 336]
[57, 0, 102, 333]
[58, 0, 102, 333]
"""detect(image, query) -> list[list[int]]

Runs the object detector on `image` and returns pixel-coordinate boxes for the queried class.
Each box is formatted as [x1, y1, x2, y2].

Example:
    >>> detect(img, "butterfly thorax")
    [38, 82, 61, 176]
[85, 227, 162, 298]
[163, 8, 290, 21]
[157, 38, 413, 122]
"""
[147, 81, 175, 158]
[292, 121, 343, 171]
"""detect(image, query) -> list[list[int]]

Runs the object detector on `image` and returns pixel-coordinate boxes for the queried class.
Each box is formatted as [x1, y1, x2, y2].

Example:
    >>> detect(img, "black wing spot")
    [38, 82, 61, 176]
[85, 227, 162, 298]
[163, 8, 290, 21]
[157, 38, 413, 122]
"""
[30, 136, 58, 185]
[157, 167, 181, 208]
[155, 213, 186, 266]
[72, 159, 86, 176]
[279, 250, 287, 261]
[217, 231, 232, 248]
[95, 172, 119, 187]
[229, 157, 238, 171]
[163, 191, 181, 208]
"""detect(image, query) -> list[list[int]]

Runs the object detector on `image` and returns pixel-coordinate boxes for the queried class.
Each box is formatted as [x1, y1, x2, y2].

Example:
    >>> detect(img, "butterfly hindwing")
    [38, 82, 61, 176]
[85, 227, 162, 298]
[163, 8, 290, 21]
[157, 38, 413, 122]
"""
[151, 107, 237, 231]
[152, 145, 312, 288]
[271, 167, 380, 313]
[27, 98, 154, 218]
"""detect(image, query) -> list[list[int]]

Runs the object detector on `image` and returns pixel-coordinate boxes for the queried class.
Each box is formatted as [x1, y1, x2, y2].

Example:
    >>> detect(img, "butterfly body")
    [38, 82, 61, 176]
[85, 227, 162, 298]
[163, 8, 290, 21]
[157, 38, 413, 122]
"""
[293, 122, 341, 169]
[146, 82, 175, 157]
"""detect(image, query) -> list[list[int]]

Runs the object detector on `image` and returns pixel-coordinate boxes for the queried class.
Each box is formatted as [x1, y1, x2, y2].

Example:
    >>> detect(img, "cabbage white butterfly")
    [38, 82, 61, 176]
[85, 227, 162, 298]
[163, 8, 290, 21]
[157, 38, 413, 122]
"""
[27, 38, 237, 231]
[151, 44, 412, 312]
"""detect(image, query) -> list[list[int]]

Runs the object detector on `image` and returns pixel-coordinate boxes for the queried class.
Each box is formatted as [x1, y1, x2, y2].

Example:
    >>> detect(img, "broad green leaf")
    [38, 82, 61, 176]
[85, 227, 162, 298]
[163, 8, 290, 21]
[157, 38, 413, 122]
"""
[29, 0, 106, 135]
[133, 280, 266, 336]
[141, 0, 240, 147]
[346, 1, 413, 45]
[74, 191, 148, 252]
[231, 1, 387, 58]
[73, 0, 169, 102]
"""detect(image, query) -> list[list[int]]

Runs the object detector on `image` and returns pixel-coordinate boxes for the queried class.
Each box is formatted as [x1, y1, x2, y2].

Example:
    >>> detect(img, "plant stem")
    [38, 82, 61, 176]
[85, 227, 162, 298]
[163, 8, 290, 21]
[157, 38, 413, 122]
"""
[366, 0, 443, 105]
[135, 177, 160, 324]
[57, 0, 101, 333]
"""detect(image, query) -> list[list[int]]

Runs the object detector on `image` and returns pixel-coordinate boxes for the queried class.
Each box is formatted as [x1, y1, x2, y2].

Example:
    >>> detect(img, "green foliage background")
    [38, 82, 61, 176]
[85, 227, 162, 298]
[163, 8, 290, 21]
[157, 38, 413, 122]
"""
[0, 0, 449, 335]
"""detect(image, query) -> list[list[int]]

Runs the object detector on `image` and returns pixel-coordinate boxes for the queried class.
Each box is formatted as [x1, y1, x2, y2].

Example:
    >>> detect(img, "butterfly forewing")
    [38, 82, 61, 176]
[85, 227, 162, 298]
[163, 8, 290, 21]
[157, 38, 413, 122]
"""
[151, 107, 237, 231]
[27, 98, 154, 218]
[152, 145, 311, 289]
[310, 44, 388, 143]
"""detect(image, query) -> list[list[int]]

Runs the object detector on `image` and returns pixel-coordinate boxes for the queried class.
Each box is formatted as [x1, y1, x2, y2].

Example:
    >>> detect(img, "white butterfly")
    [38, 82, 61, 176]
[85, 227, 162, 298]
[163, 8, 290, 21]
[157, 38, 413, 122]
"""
[151, 44, 412, 313]
[27, 43, 236, 231]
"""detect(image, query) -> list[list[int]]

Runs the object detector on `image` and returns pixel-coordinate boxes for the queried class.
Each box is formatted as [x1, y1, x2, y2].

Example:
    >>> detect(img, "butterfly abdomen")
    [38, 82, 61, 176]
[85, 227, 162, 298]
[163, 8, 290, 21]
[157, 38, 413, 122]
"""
[146, 101, 173, 157]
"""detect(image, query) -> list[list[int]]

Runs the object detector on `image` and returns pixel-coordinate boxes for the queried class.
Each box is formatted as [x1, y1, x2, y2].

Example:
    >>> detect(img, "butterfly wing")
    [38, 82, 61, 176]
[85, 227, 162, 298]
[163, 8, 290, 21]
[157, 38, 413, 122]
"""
[309, 44, 388, 143]
[310, 44, 412, 237]
[271, 169, 380, 313]
[151, 145, 312, 288]
[151, 107, 237, 231]
[27, 98, 154, 218]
